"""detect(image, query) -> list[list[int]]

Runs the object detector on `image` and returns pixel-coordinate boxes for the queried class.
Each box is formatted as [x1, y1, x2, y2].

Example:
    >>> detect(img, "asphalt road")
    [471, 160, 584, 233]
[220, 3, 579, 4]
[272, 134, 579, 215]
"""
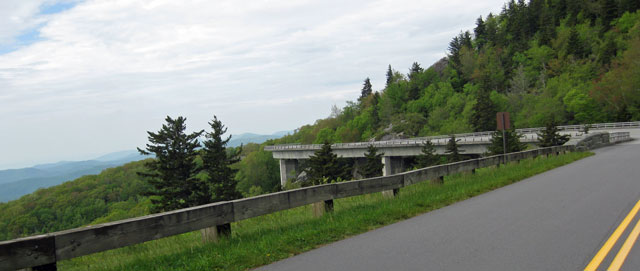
[259, 141, 640, 271]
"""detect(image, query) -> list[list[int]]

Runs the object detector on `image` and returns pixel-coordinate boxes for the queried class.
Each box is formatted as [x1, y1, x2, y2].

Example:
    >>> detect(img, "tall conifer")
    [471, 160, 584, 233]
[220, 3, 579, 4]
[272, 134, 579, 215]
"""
[361, 145, 384, 178]
[201, 116, 242, 203]
[137, 116, 204, 212]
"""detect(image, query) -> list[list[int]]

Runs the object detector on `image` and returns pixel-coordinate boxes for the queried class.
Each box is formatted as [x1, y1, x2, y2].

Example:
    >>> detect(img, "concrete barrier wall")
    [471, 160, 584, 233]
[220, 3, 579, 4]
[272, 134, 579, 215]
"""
[0, 145, 576, 270]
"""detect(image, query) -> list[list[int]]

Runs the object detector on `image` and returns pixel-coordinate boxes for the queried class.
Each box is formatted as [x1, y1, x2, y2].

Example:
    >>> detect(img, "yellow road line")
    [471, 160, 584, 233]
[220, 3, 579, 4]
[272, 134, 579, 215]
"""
[608, 215, 640, 270]
[585, 198, 640, 271]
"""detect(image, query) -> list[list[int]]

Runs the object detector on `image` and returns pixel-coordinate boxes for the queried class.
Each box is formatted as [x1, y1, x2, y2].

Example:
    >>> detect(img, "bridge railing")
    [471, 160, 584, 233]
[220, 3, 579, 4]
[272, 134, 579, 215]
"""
[609, 132, 631, 143]
[0, 145, 577, 271]
[265, 122, 640, 151]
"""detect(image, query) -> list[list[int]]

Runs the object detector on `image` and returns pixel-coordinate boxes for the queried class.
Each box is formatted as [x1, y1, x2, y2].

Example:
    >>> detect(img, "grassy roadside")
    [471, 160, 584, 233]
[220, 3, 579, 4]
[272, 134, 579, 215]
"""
[60, 151, 593, 271]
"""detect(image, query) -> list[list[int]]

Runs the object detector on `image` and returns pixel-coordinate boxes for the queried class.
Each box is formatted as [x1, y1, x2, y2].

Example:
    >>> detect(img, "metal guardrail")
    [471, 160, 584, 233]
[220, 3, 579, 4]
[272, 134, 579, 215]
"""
[265, 121, 640, 151]
[0, 145, 574, 271]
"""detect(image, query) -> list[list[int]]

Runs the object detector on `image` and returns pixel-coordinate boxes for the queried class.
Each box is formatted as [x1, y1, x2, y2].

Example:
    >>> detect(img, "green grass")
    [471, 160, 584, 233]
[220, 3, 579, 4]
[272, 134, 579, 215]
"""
[60, 151, 593, 271]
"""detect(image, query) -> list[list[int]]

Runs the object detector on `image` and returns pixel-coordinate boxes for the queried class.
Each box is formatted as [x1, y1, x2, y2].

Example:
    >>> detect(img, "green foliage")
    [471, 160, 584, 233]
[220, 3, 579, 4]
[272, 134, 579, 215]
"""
[360, 145, 384, 178]
[202, 116, 242, 202]
[137, 116, 204, 212]
[414, 140, 440, 168]
[360, 78, 373, 100]
[235, 147, 280, 196]
[471, 89, 497, 132]
[488, 130, 527, 155]
[304, 142, 351, 186]
[0, 160, 152, 241]
[537, 120, 571, 147]
[445, 135, 463, 162]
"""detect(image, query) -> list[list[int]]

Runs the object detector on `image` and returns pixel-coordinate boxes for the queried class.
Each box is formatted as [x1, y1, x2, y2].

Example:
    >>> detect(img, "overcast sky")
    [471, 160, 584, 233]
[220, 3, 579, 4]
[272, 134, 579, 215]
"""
[0, 0, 506, 169]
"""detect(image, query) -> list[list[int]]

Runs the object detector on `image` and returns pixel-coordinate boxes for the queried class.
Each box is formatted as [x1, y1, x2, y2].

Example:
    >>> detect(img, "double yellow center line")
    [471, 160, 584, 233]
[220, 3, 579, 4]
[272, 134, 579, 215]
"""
[585, 198, 640, 271]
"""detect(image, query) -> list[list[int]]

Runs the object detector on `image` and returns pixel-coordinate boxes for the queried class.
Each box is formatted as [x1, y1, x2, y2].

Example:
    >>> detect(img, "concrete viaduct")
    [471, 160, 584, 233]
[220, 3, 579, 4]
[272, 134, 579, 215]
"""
[265, 122, 640, 186]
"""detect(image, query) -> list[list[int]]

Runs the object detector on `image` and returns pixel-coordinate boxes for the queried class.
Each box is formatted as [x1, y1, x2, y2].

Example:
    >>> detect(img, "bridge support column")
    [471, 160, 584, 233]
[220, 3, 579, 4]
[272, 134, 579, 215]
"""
[279, 159, 299, 187]
[382, 156, 404, 197]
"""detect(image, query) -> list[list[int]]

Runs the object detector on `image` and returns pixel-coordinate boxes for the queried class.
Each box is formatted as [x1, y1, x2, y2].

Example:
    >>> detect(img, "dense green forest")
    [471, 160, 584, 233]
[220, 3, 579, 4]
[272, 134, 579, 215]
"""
[1, 0, 639, 241]
[0, 160, 152, 241]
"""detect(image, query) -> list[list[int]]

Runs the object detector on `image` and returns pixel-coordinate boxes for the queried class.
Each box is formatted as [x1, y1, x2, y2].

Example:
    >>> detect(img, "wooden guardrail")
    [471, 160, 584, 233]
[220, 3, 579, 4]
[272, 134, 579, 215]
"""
[0, 145, 574, 270]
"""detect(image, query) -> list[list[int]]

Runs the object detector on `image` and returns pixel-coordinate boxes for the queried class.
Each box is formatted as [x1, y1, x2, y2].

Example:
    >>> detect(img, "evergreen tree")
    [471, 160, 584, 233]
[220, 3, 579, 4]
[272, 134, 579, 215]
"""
[137, 116, 204, 212]
[488, 130, 527, 155]
[386, 64, 393, 87]
[305, 142, 350, 186]
[361, 145, 384, 178]
[471, 89, 497, 132]
[360, 78, 373, 100]
[445, 135, 463, 162]
[601, 0, 618, 29]
[371, 92, 381, 130]
[475, 16, 487, 49]
[537, 120, 571, 147]
[201, 116, 242, 203]
[620, 0, 640, 14]
[408, 62, 423, 80]
[599, 39, 617, 65]
[415, 140, 440, 168]
[448, 31, 473, 71]
[567, 27, 586, 58]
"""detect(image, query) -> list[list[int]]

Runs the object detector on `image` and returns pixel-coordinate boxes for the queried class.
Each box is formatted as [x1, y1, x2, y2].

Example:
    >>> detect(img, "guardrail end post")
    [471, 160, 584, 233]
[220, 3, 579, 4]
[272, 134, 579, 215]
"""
[312, 200, 334, 217]
[31, 263, 57, 271]
[430, 176, 444, 185]
[382, 188, 399, 198]
[201, 223, 231, 243]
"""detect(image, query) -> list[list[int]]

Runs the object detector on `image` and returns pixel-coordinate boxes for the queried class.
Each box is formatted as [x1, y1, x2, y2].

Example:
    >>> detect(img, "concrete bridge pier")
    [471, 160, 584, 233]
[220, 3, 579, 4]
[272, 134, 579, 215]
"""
[382, 156, 405, 197]
[279, 159, 299, 186]
[382, 156, 405, 176]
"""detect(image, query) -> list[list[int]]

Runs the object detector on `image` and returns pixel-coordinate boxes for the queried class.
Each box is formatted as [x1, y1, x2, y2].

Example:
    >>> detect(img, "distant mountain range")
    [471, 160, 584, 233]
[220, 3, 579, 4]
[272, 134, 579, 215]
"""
[0, 131, 289, 202]
[0, 150, 151, 202]
[228, 130, 292, 147]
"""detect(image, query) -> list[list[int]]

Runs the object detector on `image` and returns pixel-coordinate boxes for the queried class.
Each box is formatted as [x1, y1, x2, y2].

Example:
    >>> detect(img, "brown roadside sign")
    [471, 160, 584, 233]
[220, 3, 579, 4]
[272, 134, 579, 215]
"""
[497, 112, 511, 130]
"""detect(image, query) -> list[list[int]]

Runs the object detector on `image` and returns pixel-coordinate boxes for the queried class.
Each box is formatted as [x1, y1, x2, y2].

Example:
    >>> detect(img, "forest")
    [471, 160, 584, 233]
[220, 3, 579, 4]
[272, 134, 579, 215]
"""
[1, 0, 639, 241]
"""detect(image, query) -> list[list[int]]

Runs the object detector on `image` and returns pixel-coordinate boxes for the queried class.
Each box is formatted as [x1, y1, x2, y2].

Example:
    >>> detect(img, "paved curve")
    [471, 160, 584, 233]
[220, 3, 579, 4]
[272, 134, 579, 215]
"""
[259, 141, 640, 271]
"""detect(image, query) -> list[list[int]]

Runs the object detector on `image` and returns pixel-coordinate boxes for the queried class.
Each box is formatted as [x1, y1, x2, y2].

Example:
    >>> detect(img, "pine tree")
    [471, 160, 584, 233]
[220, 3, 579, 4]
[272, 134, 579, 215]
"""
[475, 16, 487, 49]
[471, 89, 497, 132]
[537, 120, 570, 147]
[601, 0, 618, 29]
[360, 78, 373, 100]
[567, 27, 586, 58]
[305, 142, 350, 186]
[386, 65, 393, 87]
[137, 116, 204, 212]
[201, 116, 242, 203]
[488, 130, 527, 155]
[408, 62, 423, 80]
[361, 145, 384, 178]
[445, 135, 463, 162]
[415, 140, 440, 168]
[371, 92, 381, 129]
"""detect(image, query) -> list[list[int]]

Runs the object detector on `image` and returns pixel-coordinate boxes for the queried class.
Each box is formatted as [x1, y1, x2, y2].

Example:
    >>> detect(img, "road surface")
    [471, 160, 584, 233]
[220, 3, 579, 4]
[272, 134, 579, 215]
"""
[259, 140, 640, 270]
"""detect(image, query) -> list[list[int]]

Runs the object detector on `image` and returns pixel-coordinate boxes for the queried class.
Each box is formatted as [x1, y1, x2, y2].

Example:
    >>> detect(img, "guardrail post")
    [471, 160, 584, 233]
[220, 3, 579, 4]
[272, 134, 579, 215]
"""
[430, 176, 444, 185]
[31, 262, 57, 271]
[312, 200, 334, 217]
[201, 223, 231, 243]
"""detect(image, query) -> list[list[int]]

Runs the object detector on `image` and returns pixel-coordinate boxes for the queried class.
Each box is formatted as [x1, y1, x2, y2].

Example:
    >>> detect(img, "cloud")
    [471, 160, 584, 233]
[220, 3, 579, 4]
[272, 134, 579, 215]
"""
[0, 0, 506, 169]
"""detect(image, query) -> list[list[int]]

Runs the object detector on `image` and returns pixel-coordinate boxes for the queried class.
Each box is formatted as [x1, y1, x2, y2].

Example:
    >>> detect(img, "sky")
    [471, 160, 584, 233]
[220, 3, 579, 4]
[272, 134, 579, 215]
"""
[0, 0, 507, 169]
